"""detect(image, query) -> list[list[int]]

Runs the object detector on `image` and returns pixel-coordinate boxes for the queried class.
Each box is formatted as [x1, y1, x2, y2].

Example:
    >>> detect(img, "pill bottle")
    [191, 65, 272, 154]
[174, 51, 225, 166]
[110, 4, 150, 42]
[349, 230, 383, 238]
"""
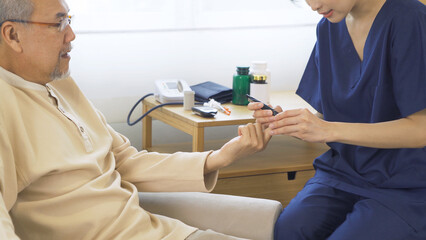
[232, 66, 250, 105]
[250, 61, 271, 104]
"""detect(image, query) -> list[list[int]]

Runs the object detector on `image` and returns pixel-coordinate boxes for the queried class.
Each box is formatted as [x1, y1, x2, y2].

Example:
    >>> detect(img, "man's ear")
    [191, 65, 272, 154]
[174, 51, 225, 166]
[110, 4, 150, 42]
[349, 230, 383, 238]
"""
[1, 23, 24, 53]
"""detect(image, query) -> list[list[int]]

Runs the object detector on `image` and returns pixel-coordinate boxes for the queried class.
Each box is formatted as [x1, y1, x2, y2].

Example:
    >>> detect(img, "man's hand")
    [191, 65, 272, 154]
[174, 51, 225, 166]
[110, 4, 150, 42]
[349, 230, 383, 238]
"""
[204, 123, 272, 174]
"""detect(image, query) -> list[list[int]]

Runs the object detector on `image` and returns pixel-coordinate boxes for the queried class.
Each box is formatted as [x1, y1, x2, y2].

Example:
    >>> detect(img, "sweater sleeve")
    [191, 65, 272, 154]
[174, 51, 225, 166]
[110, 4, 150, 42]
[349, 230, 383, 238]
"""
[96, 111, 218, 192]
[0, 194, 19, 240]
[0, 118, 20, 239]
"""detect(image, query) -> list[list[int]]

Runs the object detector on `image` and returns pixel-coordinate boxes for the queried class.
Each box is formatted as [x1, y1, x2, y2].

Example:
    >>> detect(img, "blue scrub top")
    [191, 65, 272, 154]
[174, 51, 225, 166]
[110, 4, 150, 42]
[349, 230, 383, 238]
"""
[296, 0, 426, 231]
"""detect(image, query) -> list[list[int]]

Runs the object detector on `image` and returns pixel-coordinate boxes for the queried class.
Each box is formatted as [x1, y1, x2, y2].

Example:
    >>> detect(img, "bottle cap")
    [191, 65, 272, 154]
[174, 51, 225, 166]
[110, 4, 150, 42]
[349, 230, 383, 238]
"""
[236, 66, 250, 75]
[251, 61, 268, 71]
[253, 74, 267, 83]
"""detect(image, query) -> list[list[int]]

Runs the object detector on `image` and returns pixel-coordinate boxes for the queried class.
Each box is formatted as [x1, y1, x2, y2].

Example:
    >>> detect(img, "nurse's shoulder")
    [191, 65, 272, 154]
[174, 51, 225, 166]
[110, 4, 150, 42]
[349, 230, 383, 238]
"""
[387, 0, 426, 29]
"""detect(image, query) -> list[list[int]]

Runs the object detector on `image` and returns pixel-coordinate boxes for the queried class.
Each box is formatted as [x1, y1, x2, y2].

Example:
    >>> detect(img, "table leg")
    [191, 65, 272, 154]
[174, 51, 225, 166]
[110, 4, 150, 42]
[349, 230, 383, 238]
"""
[142, 104, 152, 150]
[192, 127, 205, 152]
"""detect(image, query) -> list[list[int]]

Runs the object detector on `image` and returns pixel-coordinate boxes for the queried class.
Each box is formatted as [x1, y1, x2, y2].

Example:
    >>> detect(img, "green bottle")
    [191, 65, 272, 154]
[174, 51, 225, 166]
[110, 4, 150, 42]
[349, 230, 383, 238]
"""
[232, 66, 250, 105]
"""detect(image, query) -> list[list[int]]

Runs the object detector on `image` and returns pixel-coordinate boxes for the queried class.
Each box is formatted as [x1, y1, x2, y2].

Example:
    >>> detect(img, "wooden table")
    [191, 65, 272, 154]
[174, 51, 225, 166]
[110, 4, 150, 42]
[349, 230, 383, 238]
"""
[142, 97, 255, 152]
[142, 91, 316, 152]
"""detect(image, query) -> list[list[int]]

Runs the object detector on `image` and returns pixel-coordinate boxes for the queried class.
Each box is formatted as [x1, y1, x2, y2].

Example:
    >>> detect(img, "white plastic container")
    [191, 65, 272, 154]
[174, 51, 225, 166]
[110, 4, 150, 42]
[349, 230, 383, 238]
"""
[183, 90, 195, 111]
[250, 61, 271, 104]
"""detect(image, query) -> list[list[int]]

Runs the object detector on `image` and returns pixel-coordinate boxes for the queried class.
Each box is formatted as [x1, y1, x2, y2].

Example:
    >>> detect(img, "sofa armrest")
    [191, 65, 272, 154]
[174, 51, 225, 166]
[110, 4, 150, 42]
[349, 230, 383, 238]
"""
[139, 192, 282, 240]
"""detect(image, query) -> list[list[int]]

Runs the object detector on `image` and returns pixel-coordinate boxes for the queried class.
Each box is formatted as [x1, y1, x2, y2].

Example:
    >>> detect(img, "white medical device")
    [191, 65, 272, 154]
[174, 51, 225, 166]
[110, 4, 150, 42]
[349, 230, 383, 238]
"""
[154, 79, 192, 103]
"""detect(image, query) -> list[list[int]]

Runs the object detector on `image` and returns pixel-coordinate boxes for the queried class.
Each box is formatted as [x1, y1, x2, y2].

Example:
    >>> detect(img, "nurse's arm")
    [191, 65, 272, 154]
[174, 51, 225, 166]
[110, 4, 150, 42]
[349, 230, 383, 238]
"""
[329, 108, 426, 149]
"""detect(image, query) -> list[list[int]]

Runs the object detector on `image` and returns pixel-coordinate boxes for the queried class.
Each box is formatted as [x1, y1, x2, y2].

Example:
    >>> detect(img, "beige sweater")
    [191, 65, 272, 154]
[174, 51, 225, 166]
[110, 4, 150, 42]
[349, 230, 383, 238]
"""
[0, 67, 218, 240]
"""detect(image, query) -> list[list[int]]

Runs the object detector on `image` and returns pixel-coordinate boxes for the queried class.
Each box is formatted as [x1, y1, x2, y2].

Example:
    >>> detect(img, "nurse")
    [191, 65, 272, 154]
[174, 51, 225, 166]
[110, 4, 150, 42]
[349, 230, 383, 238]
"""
[248, 0, 426, 239]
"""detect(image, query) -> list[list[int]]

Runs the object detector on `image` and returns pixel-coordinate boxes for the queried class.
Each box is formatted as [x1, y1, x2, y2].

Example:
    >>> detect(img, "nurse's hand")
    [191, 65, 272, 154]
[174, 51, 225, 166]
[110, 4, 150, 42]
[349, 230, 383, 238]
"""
[247, 102, 283, 126]
[269, 108, 331, 143]
[204, 123, 272, 174]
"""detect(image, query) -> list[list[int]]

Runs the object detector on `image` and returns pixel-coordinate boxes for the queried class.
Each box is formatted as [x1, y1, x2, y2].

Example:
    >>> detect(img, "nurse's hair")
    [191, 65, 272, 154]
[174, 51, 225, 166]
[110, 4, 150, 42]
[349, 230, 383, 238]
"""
[0, 0, 34, 42]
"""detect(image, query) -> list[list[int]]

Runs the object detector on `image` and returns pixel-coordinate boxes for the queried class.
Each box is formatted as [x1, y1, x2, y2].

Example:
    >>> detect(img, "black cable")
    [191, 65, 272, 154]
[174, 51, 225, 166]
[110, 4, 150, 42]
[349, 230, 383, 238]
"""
[127, 93, 202, 126]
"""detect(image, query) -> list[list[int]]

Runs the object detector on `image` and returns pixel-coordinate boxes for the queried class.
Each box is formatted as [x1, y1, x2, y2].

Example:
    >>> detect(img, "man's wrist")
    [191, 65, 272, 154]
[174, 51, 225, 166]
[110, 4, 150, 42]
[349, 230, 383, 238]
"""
[204, 150, 228, 175]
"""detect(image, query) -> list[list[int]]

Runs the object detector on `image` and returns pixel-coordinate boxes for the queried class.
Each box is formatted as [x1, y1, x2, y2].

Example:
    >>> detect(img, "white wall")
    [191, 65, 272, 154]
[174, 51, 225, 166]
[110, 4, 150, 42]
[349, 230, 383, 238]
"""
[69, 25, 317, 150]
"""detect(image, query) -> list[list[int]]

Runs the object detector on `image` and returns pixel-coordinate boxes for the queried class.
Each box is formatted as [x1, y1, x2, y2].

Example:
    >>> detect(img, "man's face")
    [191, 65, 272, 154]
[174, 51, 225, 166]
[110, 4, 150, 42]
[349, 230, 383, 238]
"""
[20, 0, 75, 82]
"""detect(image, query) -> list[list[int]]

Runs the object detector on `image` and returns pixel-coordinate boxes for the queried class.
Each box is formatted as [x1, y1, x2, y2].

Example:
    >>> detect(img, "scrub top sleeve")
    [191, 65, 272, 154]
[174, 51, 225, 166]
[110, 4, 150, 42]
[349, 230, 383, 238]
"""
[296, 43, 323, 114]
[390, 10, 426, 117]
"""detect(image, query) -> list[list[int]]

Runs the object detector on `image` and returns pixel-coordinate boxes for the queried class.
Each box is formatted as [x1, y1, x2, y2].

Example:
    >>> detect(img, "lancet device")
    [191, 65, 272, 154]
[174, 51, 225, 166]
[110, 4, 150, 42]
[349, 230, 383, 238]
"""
[246, 94, 278, 116]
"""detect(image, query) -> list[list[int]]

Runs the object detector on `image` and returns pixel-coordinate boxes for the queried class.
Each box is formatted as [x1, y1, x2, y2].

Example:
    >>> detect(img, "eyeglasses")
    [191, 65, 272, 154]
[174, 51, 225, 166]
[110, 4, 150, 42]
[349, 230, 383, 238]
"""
[0, 15, 72, 32]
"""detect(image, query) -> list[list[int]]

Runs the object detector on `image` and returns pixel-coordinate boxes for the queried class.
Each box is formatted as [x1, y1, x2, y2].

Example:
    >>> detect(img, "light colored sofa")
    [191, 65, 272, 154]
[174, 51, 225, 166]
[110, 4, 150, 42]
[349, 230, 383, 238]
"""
[139, 192, 283, 240]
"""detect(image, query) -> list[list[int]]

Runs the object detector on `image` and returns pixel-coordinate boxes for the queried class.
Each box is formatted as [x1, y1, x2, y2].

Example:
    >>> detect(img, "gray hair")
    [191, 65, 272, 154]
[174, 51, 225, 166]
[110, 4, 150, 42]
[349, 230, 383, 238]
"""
[0, 0, 34, 41]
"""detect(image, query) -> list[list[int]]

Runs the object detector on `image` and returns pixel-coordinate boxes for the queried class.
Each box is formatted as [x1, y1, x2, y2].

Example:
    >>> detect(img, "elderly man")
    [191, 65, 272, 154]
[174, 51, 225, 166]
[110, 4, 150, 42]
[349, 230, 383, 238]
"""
[0, 0, 271, 239]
